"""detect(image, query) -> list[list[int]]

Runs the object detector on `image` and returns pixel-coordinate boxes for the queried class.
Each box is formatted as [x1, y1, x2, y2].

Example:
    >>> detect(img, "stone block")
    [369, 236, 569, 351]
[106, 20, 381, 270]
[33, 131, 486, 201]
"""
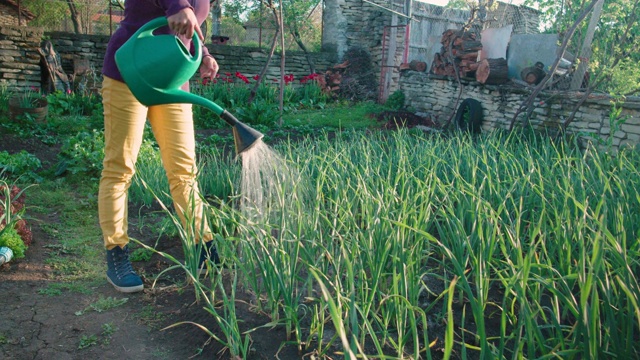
[620, 124, 640, 135]
[0, 28, 21, 36]
[0, 49, 21, 57]
[613, 130, 626, 139]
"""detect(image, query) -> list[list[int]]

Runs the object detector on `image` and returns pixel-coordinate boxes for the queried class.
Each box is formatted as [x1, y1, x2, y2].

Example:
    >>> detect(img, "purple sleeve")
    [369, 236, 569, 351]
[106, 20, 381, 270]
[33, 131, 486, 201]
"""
[153, 0, 193, 16]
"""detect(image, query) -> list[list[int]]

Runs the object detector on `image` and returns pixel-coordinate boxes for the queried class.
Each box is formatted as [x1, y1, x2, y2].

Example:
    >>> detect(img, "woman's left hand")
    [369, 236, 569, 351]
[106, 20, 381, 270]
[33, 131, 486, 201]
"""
[200, 55, 219, 81]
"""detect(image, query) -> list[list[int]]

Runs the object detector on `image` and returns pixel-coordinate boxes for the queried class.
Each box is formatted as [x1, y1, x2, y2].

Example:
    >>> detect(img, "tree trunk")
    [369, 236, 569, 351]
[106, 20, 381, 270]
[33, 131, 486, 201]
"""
[475, 58, 508, 84]
[248, 1, 281, 104]
[66, 0, 83, 34]
[248, 30, 280, 104]
[292, 29, 316, 74]
[211, 0, 222, 36]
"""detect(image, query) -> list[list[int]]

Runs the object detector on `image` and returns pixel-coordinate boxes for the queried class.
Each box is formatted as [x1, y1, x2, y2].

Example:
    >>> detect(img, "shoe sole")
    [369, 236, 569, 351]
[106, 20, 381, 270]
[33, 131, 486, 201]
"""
[107, 276, 144, 293]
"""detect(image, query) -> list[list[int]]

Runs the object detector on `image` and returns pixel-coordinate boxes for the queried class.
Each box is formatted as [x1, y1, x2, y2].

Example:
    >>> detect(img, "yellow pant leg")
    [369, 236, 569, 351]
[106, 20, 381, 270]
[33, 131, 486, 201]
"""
[99, 77, 213, 249]
[99, 77, 147, 250]
[147, 103, 213, 243]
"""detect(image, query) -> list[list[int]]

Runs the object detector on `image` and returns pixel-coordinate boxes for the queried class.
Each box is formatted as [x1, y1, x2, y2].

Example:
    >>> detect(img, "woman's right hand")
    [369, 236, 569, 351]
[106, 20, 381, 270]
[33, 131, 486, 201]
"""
[167, 8, 204, 41]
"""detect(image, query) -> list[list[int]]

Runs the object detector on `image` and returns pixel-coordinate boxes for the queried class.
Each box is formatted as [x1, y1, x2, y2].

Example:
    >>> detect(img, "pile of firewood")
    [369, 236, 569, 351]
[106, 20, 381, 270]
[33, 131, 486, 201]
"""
[430, 28, 509, 85]
[430, 29, 482, 78]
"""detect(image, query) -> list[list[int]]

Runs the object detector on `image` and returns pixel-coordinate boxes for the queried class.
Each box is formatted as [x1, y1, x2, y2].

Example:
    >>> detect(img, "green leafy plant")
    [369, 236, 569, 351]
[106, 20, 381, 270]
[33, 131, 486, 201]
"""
[0, 150, 43, 183]
[0, 180, 32, 257]
[55, 129, 105, 178]
[47, 91, 102, 117]
[0, 226, 27, 258]
[78, 334, 98, 349]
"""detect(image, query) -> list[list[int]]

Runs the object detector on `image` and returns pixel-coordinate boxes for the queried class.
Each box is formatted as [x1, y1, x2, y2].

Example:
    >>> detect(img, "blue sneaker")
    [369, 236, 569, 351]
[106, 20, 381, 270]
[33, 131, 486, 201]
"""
[197, 241, 220, 276]
[106, 245, 144, 293]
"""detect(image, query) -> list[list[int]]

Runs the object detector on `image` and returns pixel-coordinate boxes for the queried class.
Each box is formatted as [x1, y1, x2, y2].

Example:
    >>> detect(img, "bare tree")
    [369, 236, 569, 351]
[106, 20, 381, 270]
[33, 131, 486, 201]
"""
[65, 0, 83, 34]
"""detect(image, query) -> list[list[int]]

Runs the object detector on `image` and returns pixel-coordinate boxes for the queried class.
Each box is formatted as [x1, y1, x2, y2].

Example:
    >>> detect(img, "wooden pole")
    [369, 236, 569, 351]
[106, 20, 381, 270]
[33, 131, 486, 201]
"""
[17, 0, 22, 26]
[570, 0, 604, 90]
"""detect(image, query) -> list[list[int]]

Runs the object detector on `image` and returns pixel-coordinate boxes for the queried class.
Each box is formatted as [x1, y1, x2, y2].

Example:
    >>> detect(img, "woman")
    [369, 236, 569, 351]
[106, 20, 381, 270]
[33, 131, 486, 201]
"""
[100, 0, 219, 293]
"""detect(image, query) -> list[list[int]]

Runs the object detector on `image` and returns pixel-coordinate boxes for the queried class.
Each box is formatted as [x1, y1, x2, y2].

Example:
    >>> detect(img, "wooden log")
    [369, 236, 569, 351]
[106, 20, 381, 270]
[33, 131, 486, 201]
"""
[457, 51, 480, 61]
[407, 60, 427, 72]
[461, 40, 483, 51]
[475, 58, 509, 85]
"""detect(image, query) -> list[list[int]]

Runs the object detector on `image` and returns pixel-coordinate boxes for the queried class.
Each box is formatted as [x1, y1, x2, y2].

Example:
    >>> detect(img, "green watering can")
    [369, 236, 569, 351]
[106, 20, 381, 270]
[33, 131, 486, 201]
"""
[115, 17, 263, 154]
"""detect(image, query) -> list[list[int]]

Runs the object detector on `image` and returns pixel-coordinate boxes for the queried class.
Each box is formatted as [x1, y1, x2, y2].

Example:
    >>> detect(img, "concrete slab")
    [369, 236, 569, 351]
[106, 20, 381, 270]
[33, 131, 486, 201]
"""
[480, 25, 513, 60]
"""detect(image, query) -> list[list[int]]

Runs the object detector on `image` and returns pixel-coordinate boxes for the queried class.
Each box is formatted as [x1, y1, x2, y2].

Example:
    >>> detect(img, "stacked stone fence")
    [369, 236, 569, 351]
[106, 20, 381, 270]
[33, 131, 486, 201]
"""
[203, 45, 336, 84]
[0, 25, 43, 92]
[399, 71, 640, 151]
[0, 25, 337, 96]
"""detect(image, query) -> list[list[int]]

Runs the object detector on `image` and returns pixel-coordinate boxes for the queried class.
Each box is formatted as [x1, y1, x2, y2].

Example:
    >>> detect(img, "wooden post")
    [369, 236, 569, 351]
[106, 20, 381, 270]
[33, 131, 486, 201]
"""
[17, 0, 22, 26]
[570, 0, 603, 90]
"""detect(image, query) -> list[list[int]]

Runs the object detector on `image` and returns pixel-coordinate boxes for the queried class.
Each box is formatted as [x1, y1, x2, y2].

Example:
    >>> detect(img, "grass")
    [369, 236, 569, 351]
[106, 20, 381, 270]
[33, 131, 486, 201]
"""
[28, 181, 104, 293]
[281, 101, 386, 129]
[76, 296, 129, 316]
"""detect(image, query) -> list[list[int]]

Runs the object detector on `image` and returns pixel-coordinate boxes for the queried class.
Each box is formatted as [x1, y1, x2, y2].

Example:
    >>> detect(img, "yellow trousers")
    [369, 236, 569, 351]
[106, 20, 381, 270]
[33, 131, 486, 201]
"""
[99, 77, 212, 250]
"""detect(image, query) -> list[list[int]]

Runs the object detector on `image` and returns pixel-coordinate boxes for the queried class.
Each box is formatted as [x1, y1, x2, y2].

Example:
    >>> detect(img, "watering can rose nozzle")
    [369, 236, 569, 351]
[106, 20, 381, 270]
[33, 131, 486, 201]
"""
[221, 111, 265, 154]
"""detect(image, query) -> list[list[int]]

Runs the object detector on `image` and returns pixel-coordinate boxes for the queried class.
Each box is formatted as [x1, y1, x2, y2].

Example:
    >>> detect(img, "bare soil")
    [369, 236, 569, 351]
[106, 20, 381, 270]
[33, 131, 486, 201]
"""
[0, 112, 442, 360]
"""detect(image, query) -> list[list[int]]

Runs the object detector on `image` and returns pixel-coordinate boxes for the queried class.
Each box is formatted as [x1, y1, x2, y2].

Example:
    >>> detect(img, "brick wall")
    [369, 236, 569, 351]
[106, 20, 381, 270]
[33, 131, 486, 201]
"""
[399, 71, 640, 151]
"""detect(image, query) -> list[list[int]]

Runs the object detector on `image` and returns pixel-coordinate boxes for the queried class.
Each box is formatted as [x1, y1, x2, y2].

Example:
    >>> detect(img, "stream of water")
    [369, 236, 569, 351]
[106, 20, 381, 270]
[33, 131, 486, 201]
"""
[239, 139, 300, 224]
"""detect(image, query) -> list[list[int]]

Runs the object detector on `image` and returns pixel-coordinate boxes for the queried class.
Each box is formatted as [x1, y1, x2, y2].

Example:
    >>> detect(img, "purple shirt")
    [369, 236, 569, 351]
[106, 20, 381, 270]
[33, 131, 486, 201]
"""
[102, 0, 211, 83]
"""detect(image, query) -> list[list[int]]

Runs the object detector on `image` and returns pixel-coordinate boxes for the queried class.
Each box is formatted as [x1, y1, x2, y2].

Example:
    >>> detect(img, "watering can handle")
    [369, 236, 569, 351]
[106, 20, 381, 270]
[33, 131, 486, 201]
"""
[136, 17, 202, 63]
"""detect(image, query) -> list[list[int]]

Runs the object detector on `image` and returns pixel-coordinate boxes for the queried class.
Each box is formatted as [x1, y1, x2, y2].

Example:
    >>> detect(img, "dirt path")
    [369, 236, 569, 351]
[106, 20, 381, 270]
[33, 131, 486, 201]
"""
[0, 208, 307, 359]
[0, 131, 305, 359]
[0, 210, 206, 359]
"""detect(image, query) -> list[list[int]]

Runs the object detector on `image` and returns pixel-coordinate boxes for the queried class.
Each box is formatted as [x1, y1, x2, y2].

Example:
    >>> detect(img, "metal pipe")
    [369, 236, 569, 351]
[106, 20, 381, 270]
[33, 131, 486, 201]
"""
[361, 0, 418, 21]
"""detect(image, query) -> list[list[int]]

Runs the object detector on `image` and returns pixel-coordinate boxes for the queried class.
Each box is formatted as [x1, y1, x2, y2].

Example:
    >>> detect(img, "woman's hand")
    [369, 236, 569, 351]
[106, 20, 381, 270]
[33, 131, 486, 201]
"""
[167, 8, 204, 41]
[200, 55, 219, 80]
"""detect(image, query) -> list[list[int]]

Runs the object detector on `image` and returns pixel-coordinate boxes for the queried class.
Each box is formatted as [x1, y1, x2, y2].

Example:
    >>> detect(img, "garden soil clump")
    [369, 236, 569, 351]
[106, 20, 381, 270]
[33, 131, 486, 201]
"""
[0, 132, 305, 360]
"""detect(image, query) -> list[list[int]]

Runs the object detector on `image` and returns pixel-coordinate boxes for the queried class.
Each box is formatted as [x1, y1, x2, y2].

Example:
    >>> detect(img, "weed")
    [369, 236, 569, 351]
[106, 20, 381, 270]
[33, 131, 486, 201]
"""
[38, 285, 63, 296]
[76, 296, 129, 316]
[130, 247, 153, 262]
[136, 305, 167, 329]
[78, 334, 98, 349]
[101, 323, 115, 345]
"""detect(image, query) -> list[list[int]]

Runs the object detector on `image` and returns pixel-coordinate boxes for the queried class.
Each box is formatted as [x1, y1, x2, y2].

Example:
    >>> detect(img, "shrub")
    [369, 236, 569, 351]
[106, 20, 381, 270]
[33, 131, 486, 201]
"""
[385, 90, 406, 110]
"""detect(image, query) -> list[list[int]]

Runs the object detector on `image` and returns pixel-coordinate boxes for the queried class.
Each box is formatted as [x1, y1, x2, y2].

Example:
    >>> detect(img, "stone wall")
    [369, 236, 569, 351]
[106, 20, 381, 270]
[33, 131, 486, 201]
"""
[322, 0, 540, 102]
[0, 3, 19, 26]
[46, 31, 110, 76]
[0, 25, 43, 92]
[399, 71, 640, 150]
[205, 45, 337, 83]
[0, 26, 337, 93]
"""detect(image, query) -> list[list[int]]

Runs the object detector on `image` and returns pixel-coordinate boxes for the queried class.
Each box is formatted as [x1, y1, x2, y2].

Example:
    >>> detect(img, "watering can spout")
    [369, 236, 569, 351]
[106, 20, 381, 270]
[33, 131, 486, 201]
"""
[222, 111, 265, 154]
[114, 17, 265, 155]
